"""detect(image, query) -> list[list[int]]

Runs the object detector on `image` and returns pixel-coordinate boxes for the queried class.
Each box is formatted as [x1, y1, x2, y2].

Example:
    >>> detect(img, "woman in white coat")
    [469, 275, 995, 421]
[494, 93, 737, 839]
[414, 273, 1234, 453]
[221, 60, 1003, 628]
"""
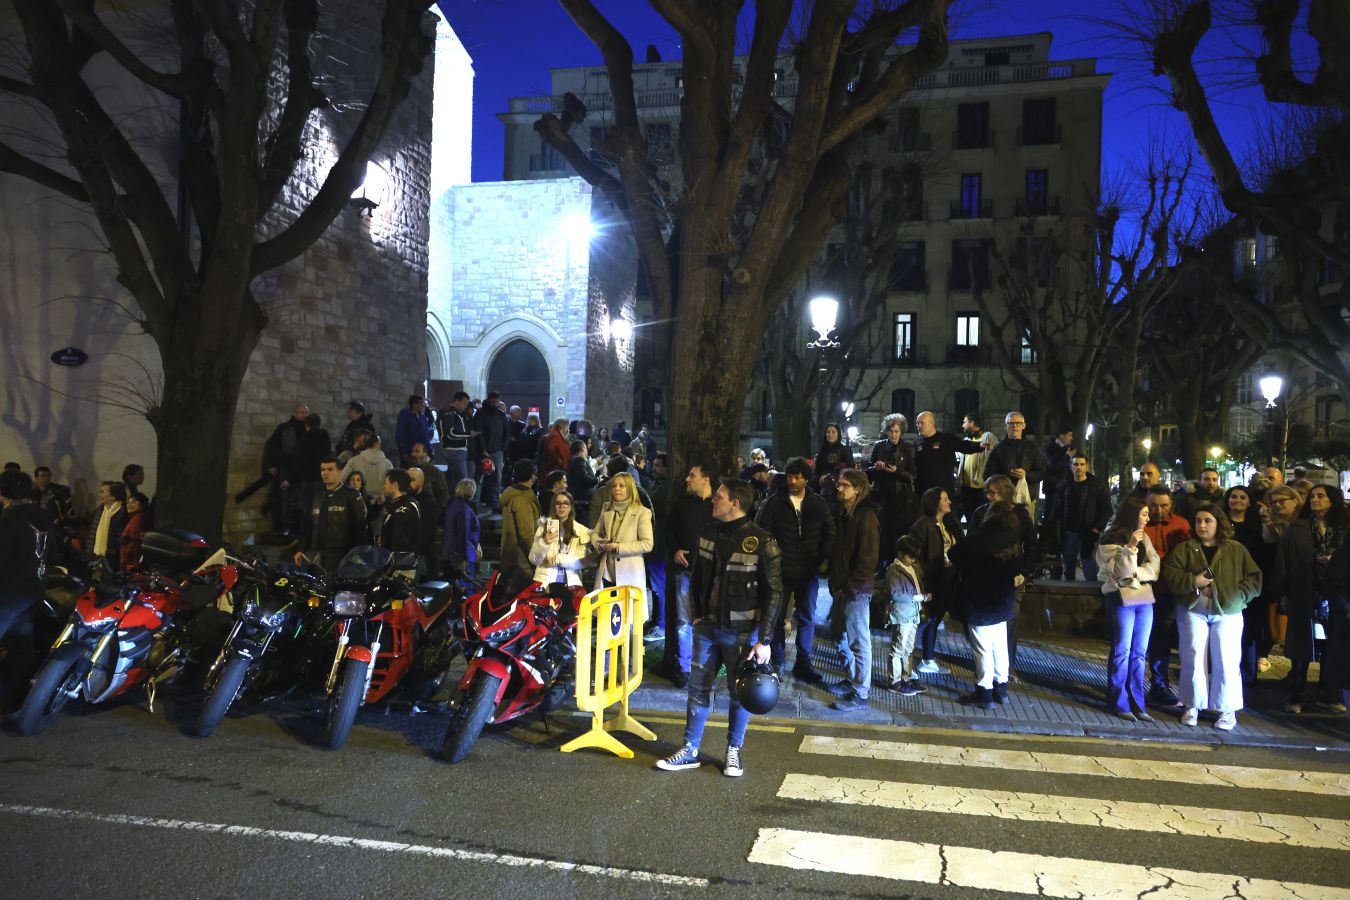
[590, 473, 654, 603]
[528, 491, 590, 587]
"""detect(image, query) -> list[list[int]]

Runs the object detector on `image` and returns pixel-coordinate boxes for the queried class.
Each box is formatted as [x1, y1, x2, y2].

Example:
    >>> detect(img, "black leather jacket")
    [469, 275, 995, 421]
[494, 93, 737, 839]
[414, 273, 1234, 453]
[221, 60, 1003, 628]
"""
[689, 517, 785, 638]
[304, 485, 368, 555]
[379, 494, 422, 555]
[755, 489, 835, 580]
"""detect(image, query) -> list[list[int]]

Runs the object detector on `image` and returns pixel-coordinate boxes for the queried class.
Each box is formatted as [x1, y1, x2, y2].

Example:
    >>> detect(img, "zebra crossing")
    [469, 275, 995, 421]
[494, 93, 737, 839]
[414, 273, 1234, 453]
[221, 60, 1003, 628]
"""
[748, 734, 1350, 898]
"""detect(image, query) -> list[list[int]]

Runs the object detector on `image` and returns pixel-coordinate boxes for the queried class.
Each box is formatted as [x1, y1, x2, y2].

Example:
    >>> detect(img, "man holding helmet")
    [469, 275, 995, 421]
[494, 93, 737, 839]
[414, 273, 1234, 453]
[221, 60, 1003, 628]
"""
[657, 477, 784, 778]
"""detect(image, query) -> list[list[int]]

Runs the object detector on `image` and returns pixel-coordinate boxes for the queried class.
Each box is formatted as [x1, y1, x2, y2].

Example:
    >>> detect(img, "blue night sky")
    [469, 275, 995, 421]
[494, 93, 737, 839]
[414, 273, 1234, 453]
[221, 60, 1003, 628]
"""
[437, 0, 1292, 188]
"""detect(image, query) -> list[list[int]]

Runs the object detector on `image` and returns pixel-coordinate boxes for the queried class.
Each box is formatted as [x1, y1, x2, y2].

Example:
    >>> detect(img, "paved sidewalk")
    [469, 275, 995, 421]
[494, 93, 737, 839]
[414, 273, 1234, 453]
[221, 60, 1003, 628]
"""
[630, 628, 1350, 751]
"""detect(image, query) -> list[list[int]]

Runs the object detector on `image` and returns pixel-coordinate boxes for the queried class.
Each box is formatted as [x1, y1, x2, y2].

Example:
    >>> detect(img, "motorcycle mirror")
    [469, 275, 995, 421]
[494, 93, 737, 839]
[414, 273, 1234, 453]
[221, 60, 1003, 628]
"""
[390, 551, 419, 570]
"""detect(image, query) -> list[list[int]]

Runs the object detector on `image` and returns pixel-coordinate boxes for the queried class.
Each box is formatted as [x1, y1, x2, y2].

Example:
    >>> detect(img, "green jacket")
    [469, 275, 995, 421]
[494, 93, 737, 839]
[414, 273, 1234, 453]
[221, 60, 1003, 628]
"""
[1161, 538, 1262, 616]
[500, 483, 541, 571]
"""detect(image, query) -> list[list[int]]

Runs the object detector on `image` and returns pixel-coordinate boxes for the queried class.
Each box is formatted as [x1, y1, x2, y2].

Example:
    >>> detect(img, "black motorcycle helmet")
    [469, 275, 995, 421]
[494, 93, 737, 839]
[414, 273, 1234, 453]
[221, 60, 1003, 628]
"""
[735, 659, 780, 715]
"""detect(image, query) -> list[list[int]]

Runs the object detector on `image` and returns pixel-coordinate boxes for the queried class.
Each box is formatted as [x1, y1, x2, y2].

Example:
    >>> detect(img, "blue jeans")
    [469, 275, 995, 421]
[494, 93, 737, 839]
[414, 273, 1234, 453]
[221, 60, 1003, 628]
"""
[684, 621, 755, 750]
[831, 592, 872, 700]
[1061, 531, 1100, 581]
[772, 573, 818, 673]
[645, 560, 666, 629]
[443, 449, 468, 491]
[1107, 593, 1153, 714]
[663, 568, 693, 673]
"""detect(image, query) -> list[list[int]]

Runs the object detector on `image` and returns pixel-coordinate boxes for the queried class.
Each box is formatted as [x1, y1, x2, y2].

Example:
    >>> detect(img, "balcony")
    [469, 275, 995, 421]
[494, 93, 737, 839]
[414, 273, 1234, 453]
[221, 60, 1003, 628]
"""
[946, 344, 992, 365]
[528, 152, 566, 173]
[914, 58, 1097, 89]
[1015, 196, 1060, 216]
[950, 199, 994, 220]
[893, 345, 930, 366]
[1017, 125, 1062, 146]
[951, 129, 996, 151]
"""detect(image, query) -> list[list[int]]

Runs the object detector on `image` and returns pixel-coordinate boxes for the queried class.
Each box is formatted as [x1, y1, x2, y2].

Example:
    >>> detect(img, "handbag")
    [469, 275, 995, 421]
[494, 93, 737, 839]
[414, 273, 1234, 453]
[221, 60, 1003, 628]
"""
[1118, 583, 1155, 606]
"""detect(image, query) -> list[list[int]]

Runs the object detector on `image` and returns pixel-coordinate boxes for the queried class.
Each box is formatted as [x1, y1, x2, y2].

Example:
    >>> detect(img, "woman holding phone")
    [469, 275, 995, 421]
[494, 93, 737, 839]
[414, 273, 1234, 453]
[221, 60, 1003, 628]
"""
[1095, 497, 1160, 721]
[1162, 502, 1262, 730]
[529, 490, 590, 587]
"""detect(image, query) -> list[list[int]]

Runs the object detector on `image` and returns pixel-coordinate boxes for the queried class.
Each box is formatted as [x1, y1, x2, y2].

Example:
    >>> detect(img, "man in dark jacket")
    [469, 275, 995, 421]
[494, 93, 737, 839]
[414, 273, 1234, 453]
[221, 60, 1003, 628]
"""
[30, 466, 72, 524]
[913, 410, 990, 497]
[659, 463, 716, 687]
[1040, 428, 1075, 522]
[262, 403, 309, 533]
[1051, 454, 1111, 581]
[1172, 467, 1223, 526]
[656, 478, 783, 778]
[379, 469, 423, 557]
[410, 443, 449, 515]
[473, 392, 511, 510]
[336, 401, 374, 455]
[395, 395, 433, 467]
[0, 470, 51, 703]
[826, 471, 881, 711]
[295, 458, 367, 573]
[566, 440, 598, 505]
[755, 457, 835, 682]
[983, 411, 1043, 518]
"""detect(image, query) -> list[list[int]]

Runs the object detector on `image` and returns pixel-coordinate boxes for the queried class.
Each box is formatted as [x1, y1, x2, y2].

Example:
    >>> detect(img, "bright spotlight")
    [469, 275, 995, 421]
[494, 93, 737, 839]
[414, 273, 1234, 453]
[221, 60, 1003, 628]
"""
[561, 212, 595, 244]
[610, 317, 633, 342]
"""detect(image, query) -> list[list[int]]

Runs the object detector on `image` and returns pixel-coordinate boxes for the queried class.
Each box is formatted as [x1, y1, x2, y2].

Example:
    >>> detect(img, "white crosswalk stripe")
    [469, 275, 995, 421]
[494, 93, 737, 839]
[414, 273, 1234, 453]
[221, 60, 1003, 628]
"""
[747, 733, 1350, 897]
[778, 773, 1350, 851]
[798, 734, 1350, 796]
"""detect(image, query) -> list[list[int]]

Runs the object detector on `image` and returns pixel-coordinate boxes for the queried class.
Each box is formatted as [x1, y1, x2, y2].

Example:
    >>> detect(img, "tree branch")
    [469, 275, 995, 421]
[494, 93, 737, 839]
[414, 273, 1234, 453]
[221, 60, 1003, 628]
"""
[54, 0, 193, 97]
[0, 141, 90, 201]
[258, 0, 329, 214]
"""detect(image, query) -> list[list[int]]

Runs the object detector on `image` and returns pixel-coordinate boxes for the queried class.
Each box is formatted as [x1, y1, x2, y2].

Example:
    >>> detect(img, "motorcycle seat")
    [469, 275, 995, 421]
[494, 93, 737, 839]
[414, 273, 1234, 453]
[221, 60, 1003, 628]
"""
[415, 581, 455, 620]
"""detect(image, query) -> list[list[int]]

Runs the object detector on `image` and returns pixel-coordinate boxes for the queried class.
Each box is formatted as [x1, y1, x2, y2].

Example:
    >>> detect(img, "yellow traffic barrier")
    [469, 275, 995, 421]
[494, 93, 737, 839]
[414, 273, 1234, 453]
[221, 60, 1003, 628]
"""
[561, 585, 656, 758]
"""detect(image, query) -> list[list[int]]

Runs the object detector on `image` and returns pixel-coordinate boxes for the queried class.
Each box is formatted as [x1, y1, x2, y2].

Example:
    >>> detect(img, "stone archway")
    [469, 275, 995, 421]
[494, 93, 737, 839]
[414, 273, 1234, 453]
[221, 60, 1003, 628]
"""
[487, 338, 550, 417]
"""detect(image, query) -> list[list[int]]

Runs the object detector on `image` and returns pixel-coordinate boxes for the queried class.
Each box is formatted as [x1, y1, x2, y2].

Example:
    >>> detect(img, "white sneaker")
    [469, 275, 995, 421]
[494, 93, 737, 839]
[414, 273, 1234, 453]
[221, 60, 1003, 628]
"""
[1214, 712, 1237, 731]
[723, 745, 744, 778]
[916, 659, 948, 675]
[1180, 707, 1199, 727]
[655, 744, 701, 772]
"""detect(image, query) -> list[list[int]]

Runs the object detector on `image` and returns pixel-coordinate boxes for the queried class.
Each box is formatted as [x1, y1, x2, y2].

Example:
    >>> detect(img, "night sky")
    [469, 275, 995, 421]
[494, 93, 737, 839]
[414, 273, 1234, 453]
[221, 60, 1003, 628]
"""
[438, 0, 1295, 189]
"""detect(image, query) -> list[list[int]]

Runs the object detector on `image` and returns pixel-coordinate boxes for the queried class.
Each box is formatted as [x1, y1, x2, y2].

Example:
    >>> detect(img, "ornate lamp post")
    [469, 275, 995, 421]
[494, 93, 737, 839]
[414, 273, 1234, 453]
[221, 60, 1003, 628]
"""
[808, 295, 840, 446]
[1259, 373, 1284, 468]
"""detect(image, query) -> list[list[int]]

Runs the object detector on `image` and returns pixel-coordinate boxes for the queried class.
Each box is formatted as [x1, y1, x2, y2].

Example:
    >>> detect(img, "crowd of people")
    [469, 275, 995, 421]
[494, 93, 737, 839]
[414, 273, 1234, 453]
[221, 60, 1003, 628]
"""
[1, 397, 1347, 765]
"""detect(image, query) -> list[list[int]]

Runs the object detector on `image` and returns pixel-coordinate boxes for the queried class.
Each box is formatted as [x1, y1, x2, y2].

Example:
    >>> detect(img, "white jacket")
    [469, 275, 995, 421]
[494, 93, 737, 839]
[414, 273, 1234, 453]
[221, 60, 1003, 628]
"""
[528, 521, 591, 587]
[1095, 533, 1161, 595]
[590, 501, 653, 591]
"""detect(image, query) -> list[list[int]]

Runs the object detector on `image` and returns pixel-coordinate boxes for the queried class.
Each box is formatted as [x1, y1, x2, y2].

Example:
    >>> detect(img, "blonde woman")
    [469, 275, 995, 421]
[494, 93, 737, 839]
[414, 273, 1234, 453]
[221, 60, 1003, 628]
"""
[529, 491, 590, 587]
[591, 472, 654, 601]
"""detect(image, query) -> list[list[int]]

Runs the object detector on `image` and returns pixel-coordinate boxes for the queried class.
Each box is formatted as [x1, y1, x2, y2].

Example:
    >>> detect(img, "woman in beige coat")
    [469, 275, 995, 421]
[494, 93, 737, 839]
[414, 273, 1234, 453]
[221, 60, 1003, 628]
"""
[590, 473, 654, 604]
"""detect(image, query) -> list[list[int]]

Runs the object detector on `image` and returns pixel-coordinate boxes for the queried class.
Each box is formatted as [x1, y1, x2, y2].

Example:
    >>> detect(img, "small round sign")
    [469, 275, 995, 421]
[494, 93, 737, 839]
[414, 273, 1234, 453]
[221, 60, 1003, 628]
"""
[556, 396, 566, 407]
[50, 347, 89, 367]
[609, 602, 623, 637]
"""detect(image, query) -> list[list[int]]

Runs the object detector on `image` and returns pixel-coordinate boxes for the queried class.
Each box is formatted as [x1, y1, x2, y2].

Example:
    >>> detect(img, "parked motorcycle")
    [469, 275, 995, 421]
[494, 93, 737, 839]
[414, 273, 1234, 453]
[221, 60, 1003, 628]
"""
[16, 531, 225, 736]
[441, 568, 582, 763]
[321, 546, 459, 750]
[193, 553, 328, 738]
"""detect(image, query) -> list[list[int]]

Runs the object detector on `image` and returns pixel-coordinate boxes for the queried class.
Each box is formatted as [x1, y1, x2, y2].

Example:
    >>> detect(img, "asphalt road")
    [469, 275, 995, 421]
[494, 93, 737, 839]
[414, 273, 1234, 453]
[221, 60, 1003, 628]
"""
[2, 687, 1349, 899]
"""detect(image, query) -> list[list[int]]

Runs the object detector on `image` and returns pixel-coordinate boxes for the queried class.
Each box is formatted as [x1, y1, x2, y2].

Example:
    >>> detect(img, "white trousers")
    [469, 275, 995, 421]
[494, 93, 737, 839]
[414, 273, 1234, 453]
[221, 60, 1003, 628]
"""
[1177, 606, 1244, 713]
[966, 621, 1009, 689]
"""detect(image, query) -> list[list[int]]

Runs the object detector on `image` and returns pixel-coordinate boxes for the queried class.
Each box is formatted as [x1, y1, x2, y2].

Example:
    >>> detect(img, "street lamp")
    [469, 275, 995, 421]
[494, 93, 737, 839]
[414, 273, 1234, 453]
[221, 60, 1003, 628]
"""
[807, 295, 840, 447]
[1259, 372, 1284, 467]
[1141, 437, 1153, 453]
[1208, 445, 1223, 460]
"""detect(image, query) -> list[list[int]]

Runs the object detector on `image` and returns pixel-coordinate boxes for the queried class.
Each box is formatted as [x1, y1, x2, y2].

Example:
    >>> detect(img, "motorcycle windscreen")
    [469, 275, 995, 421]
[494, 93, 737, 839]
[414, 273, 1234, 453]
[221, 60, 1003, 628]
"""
[334, 545, 390, 581]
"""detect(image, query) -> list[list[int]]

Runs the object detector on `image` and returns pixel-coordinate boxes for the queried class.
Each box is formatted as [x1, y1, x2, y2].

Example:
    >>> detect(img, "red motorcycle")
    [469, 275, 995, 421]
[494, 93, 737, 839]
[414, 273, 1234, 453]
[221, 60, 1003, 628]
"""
[17, 531, 227, 735]
[441, 568, 582, 763]
[322, 546, 459, 750]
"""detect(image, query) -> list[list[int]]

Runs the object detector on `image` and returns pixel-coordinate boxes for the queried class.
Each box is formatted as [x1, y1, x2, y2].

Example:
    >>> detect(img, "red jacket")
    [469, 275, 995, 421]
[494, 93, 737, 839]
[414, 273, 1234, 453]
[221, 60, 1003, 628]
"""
[1145, 514, 1191, 598]
[539, 429, 571, 478]
[119, 511, 147, 572]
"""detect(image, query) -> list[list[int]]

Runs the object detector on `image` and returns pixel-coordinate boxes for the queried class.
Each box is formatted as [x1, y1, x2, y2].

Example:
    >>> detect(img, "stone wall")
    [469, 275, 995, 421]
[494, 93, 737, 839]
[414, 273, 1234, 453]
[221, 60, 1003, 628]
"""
[0, 4, 444, 543]
[583, 193, 638, 434]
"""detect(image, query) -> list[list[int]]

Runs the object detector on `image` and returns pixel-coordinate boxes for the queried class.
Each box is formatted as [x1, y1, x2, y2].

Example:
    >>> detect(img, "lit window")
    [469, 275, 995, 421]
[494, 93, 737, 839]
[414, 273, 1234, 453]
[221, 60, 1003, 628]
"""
[956, 314, 979, 347]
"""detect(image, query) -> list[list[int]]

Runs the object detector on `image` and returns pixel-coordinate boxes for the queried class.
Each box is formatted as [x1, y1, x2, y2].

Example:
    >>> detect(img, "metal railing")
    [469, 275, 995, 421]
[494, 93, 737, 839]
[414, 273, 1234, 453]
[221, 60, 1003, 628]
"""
[1015, 196, 1060, 216]
[950, 199, 994, 219]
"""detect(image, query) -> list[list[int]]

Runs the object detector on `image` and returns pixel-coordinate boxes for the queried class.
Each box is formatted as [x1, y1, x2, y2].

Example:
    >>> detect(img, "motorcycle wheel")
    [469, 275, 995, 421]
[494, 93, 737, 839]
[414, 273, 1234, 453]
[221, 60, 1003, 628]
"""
[194, 655, 250, 739]
[323, 657, 368, 750]
[442, 672, 501, 764]
[16, 644, 85, 736]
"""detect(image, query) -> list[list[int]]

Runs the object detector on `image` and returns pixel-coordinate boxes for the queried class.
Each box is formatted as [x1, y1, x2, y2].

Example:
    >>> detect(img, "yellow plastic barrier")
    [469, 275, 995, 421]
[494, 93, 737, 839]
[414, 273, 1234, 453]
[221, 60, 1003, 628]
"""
[560, 585, 656, 758]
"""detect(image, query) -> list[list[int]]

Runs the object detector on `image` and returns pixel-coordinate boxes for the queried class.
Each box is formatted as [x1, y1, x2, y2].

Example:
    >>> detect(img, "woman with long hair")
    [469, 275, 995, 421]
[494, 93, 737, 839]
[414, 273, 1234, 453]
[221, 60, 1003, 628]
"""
[825, 469, 881, 711]
[950, 501, 1023, 709]
[1271, 484, 1345, 713]
[1095, 497, 1160, 721]
[814, 422, 854, 500]
[529, 491, 591, 586]
[1162, 502, 1262, 730]
[590, 472, 654, 594]
[909, 486, 963, 676]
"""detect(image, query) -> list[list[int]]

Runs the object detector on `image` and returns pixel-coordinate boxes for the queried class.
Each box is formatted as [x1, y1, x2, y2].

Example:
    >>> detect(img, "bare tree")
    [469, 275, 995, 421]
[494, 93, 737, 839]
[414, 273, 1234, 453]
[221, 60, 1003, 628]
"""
[533, 0, 954, 476]
[1145, 0, 1350, 399]
[0, 1, 436, 539]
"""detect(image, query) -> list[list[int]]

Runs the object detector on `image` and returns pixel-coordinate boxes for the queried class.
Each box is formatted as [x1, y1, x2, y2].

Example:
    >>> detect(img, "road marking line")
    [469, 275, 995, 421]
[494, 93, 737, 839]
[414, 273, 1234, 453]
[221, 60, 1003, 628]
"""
[748, 827, 1350, 899]
[778, 774, 1350, 851]
[799, 735, 1350, 796]
[867, 723, 1212, 750]
[0, 802, 709, 889]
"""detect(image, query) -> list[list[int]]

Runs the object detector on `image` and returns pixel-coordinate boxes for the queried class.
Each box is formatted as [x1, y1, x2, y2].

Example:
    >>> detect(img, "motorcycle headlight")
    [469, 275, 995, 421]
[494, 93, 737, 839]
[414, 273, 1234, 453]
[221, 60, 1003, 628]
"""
[256, 606, 290, 630]
[485, 618, 526, 646]
[332, 591, 366, 617]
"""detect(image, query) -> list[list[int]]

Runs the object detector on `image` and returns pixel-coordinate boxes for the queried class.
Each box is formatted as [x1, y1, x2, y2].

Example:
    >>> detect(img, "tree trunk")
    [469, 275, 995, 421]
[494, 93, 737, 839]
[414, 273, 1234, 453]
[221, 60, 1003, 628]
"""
[1114, 317, 1143, 491]
[149, 314, 260, 543]
[773, 398, 814, 463]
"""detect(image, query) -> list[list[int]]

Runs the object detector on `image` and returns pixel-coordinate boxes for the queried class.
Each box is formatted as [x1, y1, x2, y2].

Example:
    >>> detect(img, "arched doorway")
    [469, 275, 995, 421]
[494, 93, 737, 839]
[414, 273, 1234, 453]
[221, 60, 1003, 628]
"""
[487, 339, 550, 417]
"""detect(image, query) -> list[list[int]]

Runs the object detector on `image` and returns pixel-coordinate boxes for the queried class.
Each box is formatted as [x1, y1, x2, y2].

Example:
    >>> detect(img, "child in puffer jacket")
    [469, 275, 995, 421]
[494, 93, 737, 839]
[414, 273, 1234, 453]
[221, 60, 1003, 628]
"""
[885, 534, 928, 696]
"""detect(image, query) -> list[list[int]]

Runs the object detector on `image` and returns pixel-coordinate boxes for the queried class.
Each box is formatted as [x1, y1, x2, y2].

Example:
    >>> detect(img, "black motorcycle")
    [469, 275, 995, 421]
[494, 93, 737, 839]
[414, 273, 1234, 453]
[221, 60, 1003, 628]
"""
[193, 552, 327, 737]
